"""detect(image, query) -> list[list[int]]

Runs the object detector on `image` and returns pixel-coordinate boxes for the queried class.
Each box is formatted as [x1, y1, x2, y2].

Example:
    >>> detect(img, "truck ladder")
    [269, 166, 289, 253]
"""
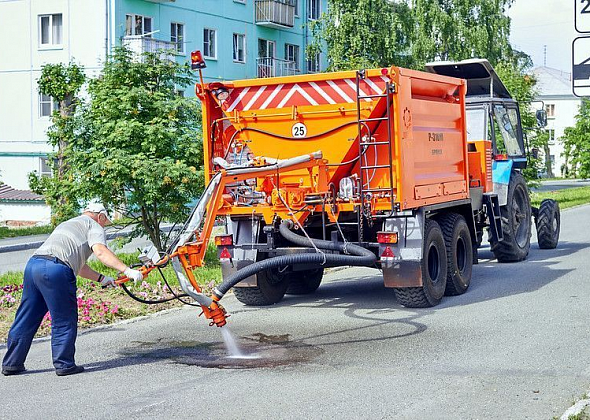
[355, 70, 396, 224]
[483, 193, 504, 242]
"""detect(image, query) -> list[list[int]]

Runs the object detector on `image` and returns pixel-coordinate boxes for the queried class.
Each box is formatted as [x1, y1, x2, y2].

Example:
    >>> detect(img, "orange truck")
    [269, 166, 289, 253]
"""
[125, 58, 560, 328]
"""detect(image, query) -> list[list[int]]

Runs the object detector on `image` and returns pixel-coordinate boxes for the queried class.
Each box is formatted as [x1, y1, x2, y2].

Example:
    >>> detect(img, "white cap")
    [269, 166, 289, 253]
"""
[83, 201, 112, 222]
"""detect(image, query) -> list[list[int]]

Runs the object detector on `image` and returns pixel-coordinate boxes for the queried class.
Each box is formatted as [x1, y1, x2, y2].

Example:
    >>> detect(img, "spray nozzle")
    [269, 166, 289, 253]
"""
[200, 301, 228, 328]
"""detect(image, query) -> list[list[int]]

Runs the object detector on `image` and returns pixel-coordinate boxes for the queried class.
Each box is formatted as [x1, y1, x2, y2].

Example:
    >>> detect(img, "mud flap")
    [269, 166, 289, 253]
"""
[381, 209, 425, 288]
[221, 217, 260, 288]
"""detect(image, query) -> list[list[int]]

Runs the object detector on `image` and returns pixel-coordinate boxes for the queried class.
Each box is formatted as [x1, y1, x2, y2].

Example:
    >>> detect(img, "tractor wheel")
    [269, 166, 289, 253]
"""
[285, 268, 324, 295]
[439, 213, 473, 296]
[490, 172, 532, 262]
[535, 199, 560, 249]
[394, 219, 448, 308]
[233, 268, 289, 306]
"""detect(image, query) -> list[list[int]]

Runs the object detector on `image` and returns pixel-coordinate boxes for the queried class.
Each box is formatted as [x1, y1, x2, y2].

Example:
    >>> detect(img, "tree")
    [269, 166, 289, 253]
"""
[563, 99, 590, 179]
[310, 0, 514, 71]
[308, 0, 413, 71]
[410, 0, 514, 68]
[30, 62, 86, 225]
[73, 47, 203, 251]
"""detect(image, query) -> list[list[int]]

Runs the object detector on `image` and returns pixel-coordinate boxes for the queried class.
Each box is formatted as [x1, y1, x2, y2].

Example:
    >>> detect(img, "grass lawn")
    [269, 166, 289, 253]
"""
[0, 247, 222, 342]
[530, 186, 590, 210]
[0, 225, 53, 239]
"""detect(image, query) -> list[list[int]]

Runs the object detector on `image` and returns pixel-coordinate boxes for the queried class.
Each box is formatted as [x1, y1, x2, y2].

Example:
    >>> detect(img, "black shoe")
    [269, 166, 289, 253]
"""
[55, 365, 84, 376]
[2, 366, 26, 376]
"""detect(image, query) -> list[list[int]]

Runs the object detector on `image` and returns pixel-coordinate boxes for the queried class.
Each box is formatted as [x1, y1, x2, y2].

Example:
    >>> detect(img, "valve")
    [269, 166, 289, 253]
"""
[200, 301, 228, 328]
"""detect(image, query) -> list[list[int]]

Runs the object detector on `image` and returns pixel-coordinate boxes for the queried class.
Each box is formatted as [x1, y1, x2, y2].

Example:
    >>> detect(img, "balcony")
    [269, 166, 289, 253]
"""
[122, 35, 177, 61]
[255, 0, 296, 29]
[257, 57, 299, 78]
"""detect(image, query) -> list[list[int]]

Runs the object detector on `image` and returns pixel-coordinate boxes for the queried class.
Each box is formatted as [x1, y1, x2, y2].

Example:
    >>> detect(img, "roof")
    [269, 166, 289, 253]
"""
[533, 67, 574, 97]
[0, 184, 45, 202]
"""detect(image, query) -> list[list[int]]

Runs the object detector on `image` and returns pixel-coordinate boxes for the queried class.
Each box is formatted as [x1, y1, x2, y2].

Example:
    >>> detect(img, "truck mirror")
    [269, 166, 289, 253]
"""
[536, 109, 547, 128]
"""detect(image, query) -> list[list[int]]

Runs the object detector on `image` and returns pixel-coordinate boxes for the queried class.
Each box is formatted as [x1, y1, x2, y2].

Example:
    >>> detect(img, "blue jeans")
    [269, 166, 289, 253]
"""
[2, 256, 78, 370]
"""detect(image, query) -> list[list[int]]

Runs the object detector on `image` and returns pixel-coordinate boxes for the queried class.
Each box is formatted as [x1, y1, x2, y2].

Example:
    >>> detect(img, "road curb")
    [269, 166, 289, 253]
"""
[560, 394, 590, 419]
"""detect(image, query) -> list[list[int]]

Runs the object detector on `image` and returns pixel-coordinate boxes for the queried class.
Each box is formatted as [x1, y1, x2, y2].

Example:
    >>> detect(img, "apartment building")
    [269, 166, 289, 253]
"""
[533, 67, 581, 177]
[0, 0, 326, 222]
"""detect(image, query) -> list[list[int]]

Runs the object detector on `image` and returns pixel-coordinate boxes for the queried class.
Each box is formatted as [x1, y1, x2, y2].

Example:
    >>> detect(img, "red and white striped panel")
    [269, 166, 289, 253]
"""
[222, 76, 390, 113]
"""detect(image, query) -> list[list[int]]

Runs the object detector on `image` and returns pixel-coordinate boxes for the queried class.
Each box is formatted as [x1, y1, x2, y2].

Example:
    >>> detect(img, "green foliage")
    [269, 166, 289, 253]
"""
[308, 0, 413, 70]
[75, 47, 204, 251]
[563, 99, 590, 179]
[410, 0, 513, 68]
[32, 62, 86, 225]
[311, 0, 514, 71]
[531, 186, 590, 210]
[37, 62, 85, 102]
[0, 225, 53, 239]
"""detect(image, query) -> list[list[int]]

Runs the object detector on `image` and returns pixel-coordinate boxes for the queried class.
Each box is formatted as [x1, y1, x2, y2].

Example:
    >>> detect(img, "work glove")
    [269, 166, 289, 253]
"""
[124, 267, 144, 283]
[100, 275, 116, 288]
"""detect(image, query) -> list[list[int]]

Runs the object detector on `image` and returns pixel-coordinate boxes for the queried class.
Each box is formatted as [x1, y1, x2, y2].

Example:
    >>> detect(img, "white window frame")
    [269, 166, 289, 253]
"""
[203, 28, 217, 59]
[307, 52, 320, 73]
[125, 14, 153, 37]
[285, 43, 300, 70]
[307, 0, 320, 20]
[546, 103, 555, 118]
[39, 157, 52, 177]
[39, 93, 58, 118]
[171, 22, 185, 54]
[38, 13, 63, 49]
[233, 33, 246, 63]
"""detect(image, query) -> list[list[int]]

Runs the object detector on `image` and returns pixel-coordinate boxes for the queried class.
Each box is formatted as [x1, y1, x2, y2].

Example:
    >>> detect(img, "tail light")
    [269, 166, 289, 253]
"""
[214, 234, 233, 247]
[377, 232, 398, 244]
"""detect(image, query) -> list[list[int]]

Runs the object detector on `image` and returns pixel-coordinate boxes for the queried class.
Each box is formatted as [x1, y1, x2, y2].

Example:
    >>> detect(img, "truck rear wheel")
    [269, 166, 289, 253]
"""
[439, 213, 473, 296]
[394, 219, 447, 308]
[233, 268, 289, 306]
[535, 199, 560, 249]
[490, 172, 531, 262]
[285, 268, 324, 295]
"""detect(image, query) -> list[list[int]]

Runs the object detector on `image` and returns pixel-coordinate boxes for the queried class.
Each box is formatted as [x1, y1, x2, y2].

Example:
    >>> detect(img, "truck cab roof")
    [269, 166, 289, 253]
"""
[424, 58, 512, 100]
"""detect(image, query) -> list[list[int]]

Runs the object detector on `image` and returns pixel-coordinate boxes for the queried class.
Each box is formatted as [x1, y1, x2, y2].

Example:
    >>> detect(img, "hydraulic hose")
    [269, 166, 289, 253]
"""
[212, 220, 377, 298]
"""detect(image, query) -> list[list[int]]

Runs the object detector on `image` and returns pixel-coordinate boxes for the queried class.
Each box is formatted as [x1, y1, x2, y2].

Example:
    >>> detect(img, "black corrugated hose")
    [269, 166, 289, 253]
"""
[213, 220, 377, 298]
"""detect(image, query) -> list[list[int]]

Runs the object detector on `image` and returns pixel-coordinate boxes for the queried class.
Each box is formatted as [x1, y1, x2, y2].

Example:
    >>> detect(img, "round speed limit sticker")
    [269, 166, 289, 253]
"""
[292, 122, 307, 138]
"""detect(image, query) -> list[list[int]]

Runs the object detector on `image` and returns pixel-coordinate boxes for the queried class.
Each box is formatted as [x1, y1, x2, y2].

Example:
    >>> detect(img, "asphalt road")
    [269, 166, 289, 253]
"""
[534, 178, 590, 192]
[1, 205, 590, 419]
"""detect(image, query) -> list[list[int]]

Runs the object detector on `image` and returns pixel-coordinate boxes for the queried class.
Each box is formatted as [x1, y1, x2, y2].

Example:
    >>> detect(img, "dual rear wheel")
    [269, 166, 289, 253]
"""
[394, 214, 473, 308]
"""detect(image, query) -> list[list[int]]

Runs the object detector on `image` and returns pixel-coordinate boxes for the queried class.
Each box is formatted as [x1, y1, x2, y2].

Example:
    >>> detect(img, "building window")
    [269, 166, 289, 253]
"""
[39, 14, 62, 47]
[125, 14, 153, 36]
[546, 103, 555, 118]
[171, 22, 184, 53]
[294, 0, 299, 16]
[39, 93, 58, 118]
[547, 128, 555, 145]
[285, 43, 300, 70]
[233, 33, 246, 63]
[39, 157, 52, 177]
[307, 52, 320, 73]
[234, 0, 246, 3]
[308, 0, 320, 20]
[203, 28, 217, 59]
[176, 90, 185, 97]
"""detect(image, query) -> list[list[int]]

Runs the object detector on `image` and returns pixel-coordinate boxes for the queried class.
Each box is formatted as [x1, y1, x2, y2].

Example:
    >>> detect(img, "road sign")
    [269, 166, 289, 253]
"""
[576, 0, 590, 33]
[572, 36, 590, 96]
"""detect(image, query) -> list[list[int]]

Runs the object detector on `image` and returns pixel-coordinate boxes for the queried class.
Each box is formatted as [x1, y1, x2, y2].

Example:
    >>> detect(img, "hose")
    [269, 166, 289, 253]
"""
[212, 220, 376, 297]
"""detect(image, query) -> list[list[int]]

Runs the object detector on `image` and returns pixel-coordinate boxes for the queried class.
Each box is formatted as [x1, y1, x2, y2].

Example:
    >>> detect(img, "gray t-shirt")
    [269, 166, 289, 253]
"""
[34, 215, 107, 275]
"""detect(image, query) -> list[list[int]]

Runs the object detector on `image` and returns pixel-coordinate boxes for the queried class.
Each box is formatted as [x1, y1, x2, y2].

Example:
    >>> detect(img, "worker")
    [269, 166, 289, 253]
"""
[1, 202, 144, 377]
